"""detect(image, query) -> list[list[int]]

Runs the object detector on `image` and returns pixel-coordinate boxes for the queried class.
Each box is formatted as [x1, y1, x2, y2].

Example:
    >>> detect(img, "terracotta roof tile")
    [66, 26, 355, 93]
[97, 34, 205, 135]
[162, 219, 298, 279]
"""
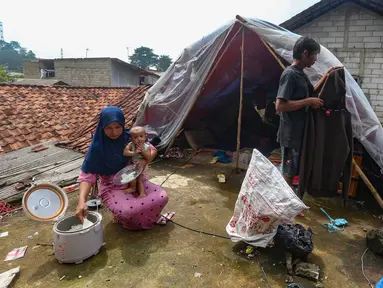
[58, 85, 150, 154]
[0, 84, 150, 154]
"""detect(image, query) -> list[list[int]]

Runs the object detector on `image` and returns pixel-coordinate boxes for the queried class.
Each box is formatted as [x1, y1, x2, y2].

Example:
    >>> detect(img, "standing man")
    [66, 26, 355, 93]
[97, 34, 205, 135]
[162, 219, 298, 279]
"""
[276, 36, 323, 187]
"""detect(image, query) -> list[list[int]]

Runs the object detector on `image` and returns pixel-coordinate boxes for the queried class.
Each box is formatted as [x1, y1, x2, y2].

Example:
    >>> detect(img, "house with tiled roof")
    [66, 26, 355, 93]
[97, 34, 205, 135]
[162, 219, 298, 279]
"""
[0, 84, 150, 154]
[280, 0, 383, 121]
[24, 58, 160, 87]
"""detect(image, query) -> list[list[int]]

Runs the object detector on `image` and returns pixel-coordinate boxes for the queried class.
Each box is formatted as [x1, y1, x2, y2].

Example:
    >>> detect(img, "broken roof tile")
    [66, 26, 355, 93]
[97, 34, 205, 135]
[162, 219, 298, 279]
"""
[0, 84, 150, 154]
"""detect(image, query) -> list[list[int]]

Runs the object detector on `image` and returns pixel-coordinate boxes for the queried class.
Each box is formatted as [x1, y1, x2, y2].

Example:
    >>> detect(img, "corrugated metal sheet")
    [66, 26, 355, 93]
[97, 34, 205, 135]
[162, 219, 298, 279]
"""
[0, 142, 83, 201]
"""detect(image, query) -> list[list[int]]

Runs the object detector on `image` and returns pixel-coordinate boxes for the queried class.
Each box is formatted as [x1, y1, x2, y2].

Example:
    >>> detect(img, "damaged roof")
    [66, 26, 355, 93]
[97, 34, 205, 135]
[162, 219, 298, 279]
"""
[58, 85, 149, 154]
[280, 0, 383, 31]
[0, 84, 150, 154]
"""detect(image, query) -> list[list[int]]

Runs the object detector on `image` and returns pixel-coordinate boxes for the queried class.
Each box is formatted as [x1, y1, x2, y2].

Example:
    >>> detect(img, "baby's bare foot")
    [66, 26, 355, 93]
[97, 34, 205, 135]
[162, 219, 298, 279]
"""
[137, 192, 147, 199]
[124, 187, 135, 194]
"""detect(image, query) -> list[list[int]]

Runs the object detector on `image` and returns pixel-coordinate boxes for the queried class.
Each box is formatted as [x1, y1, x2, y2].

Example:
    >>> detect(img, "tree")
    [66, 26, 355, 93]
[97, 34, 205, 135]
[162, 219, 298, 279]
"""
[156, 55, 172, 72]
[130, 46, 158, 69]
[25, 50, 36, 60]
[0, 40, 36, 72]
[0, 66, 11, 83]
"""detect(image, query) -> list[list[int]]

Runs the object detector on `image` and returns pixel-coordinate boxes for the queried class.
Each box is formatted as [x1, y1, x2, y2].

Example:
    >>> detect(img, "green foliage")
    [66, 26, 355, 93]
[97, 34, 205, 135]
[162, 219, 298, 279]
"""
[130, 46, 159, 70]
[0, 40, 37, 72]
[0, 66, 12, 83]
[156, 55, 172, 72]
[130, 46, 172, 71]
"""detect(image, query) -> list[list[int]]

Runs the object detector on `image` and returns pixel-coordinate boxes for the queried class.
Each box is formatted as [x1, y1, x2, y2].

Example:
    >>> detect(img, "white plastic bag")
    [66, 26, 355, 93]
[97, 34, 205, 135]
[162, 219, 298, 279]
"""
[226, 149, 309, 247]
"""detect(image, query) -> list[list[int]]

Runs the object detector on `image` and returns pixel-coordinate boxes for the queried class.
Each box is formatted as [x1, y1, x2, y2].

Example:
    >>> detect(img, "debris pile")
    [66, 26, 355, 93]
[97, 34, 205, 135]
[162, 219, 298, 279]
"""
[366, 229, 383, 256]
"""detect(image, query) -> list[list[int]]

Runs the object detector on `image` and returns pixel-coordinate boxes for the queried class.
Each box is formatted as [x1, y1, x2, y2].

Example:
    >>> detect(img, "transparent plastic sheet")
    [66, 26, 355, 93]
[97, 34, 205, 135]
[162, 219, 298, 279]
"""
[134, 18, 383, 171]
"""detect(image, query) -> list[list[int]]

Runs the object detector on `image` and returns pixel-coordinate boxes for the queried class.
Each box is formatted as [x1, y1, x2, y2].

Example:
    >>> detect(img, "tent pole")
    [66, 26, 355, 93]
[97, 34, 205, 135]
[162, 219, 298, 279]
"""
[235, 26, 245, 172]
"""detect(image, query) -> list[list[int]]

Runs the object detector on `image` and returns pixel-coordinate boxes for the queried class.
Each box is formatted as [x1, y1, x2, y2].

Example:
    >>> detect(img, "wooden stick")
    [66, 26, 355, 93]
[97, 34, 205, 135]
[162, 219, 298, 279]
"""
[353, 159, 383, 210]
[235, 26, 245, 172]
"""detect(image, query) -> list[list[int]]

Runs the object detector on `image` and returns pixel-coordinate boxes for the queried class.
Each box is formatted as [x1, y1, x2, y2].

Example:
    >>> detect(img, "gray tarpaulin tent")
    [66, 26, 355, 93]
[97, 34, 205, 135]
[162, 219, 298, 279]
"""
[134, 16, 383, 171]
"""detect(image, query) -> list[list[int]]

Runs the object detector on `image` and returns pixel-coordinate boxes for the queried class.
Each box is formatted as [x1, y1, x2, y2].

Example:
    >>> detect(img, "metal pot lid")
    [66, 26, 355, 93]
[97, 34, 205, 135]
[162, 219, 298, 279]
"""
[22, 183, 68, 222]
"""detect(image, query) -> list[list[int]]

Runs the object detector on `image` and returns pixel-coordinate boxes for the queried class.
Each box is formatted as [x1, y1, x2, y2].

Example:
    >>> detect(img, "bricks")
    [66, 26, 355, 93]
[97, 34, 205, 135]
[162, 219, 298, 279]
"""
[317, 21, 333, 27]
[329, 15, 345, 21]
[373, 58, 383, 64]
[333, 21, 345, 27]
[364, 83, 378, 89]
[366, 25, 383, 31]
[319, 37, 336, 43]
[344, 57, 360, 63]
[328, 43, 343, 48]
[328, 32, 345, 37]
[355, 31, 373, 37]
[361, 13, 378, 20]
[365, 43, 382, 48]
[373, 31, 383, 37]
[371, 78, 383, 84]
[348, 37, 364, 43]
[348, 43, 364, 48]
[366, 63, 381, 69]
[363, 37, 381, 42]
[349, 26, 366, 31]
[355, 20, 374, 26]
[371, 100, 383, 106]
[322, 27, 338, 32]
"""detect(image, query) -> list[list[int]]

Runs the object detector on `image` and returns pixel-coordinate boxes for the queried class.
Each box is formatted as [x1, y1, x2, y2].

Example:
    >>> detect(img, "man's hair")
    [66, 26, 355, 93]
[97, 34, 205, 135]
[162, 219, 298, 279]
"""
[293, 36, 321, 60]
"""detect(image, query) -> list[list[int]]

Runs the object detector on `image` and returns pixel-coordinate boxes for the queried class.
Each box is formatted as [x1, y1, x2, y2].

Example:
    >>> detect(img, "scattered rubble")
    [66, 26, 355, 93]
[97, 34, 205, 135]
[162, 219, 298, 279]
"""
[295, 262, 320, 281]
[366, 229, 383, 255]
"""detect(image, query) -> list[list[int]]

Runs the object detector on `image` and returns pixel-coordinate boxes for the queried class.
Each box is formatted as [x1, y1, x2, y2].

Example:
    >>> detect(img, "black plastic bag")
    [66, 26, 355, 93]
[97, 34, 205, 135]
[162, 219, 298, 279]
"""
[275, 223, 314, 259]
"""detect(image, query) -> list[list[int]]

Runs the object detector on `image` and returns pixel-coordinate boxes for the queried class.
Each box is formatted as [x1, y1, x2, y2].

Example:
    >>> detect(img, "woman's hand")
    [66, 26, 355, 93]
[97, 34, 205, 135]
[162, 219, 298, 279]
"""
[76, 200, 88, 223]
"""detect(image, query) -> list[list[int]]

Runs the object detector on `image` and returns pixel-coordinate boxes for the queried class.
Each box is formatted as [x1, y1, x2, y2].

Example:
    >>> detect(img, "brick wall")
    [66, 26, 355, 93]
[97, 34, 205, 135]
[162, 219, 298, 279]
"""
[294, 3, 383, 122]
[23, 61, 40, 79]
[54, 58, 111, 87]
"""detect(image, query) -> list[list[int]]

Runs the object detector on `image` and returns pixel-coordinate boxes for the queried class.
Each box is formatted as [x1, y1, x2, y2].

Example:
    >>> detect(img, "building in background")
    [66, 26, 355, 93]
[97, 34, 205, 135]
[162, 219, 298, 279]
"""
[0, 21, 4, 41]
[24, 57, 160, 87]
[281, 0, 383, 121]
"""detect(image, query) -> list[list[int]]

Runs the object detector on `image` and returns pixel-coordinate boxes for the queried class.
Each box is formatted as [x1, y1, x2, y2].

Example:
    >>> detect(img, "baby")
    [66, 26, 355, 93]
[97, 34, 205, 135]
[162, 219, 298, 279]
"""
[123, 126, 150, 198]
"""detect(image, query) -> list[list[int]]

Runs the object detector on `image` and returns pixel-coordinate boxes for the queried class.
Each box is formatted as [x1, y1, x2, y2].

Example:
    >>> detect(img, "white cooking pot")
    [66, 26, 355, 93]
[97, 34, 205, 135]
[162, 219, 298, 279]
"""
[22, 183, 105, 264]
[53, 212, 104, 264]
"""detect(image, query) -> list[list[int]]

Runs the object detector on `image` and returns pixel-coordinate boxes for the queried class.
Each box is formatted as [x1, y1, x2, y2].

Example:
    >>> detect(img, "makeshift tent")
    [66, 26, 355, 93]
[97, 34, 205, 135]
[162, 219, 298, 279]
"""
[135, 16, 383, 171]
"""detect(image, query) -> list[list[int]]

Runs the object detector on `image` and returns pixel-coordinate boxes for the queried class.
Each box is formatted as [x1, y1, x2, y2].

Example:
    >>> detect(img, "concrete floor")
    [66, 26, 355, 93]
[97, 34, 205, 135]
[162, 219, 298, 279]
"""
[1, 152, 383, 288]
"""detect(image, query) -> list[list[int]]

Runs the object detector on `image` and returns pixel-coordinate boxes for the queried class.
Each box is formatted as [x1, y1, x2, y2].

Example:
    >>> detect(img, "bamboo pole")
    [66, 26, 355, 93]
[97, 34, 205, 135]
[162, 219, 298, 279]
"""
[352, 159, 383, 210]
[235, 26, 245, 172]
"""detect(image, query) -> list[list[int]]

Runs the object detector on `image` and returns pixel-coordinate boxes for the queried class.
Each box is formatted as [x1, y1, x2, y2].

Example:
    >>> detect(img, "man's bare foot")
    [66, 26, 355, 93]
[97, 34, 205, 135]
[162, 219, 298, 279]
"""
[124, 187, 135, 194]
[298, 212, 305, 217]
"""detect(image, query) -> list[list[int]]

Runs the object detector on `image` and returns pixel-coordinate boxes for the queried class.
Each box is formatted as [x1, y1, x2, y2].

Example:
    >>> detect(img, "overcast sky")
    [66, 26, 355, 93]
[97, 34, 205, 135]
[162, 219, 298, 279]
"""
[0, 0, 320, 62]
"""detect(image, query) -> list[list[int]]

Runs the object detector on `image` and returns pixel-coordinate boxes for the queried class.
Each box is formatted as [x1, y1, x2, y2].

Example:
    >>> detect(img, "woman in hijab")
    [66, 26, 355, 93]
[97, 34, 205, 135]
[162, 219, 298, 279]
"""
[76, 106, 168, 230]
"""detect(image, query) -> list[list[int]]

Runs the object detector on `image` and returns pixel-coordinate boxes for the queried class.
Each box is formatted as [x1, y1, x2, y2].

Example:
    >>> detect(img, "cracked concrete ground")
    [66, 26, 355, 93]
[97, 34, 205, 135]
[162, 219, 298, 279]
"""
[0, 152, 382, 287]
